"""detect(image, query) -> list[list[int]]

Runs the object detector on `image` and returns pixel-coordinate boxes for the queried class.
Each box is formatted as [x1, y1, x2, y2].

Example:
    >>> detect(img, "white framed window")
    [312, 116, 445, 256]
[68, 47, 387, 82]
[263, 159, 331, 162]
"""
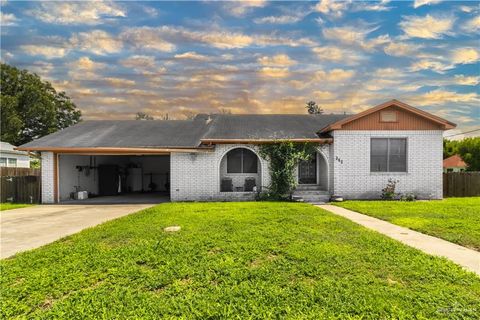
[0, 157, 6, 166]
[8, 158, 17, 167]
[371, 138, 407, 172]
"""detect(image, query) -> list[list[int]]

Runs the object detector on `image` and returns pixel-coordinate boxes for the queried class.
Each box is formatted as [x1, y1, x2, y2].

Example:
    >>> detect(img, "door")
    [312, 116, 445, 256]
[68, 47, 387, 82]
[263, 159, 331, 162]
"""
[298, 154, 317, 184]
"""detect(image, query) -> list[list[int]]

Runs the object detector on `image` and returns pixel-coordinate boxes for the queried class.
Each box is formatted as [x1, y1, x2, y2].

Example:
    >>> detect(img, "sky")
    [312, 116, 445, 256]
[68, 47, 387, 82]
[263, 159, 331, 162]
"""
[1, 0, 479, 138]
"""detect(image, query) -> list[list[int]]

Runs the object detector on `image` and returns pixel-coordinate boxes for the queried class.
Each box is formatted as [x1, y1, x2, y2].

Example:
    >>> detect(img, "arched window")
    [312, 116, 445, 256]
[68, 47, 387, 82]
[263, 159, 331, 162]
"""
[226, 148, 258, 173]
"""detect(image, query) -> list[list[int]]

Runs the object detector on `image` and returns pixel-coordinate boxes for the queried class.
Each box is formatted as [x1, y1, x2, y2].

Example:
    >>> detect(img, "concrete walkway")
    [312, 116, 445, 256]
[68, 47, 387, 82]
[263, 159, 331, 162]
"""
[317, 204, 480, 276]
[1, 204, 155, 258]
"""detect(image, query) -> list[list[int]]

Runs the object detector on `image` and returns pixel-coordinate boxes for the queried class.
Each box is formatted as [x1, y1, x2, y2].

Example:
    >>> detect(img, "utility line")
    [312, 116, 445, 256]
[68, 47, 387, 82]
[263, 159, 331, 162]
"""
[444, 128, 480, 138]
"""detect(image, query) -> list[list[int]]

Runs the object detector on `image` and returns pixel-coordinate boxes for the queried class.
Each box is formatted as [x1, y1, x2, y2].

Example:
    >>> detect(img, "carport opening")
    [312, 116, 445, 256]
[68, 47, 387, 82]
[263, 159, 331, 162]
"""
[58, 155, 170, 204]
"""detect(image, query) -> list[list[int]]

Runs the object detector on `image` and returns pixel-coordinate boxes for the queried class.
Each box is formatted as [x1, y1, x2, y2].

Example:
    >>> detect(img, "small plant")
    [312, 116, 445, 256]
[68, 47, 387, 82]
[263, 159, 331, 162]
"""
[400, 193, 416, 201]
[381, 178, 399, 200]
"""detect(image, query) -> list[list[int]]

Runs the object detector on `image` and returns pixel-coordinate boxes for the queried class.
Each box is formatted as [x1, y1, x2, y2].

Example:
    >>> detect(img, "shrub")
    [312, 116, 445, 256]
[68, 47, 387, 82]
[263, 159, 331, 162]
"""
[259, 141, 317, 200]
[381, 178, 399, 200]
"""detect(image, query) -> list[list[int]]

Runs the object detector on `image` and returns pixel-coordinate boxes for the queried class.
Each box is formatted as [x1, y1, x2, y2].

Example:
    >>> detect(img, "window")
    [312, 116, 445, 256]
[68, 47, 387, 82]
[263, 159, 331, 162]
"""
[380, 111, 397, 122]
[227, 148, 258, 173]
[371, 138, 407, 172]
[8, 158, 17, 167]
[0, 157, 6, 167]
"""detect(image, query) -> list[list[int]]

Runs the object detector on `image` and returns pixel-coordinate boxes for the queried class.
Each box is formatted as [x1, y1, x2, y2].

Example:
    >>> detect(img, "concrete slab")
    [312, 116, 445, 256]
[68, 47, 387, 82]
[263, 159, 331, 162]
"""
[61, 192, 169, 204]
[1, 204, 156, 258]
[317, 204, 480, 276]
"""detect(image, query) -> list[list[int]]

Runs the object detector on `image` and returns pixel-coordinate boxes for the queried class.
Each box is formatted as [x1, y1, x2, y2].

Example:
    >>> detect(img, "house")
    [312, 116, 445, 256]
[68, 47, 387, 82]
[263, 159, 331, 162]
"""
[1, 141, 31, 168]
[443, 154, 467, 173]
[17, 99, 456, 203]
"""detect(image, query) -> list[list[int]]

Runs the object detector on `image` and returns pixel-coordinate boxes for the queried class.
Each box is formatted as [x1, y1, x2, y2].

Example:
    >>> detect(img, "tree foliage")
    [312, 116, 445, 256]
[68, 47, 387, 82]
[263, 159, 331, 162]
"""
[135, 112, 154, 120]
[259, 142, 317, 199]
[443, 137, 480, 171]
[305, 101, 324, 114]
[1, 63, 81, 145]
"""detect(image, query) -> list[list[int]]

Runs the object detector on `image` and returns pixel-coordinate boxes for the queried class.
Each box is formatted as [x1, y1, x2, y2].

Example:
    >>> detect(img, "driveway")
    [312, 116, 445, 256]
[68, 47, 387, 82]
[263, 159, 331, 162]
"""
[1, 204, 155, 258]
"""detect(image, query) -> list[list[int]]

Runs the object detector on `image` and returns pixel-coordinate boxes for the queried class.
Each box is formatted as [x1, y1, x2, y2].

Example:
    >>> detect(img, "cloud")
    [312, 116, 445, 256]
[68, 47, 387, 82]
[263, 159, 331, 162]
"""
[315, 69, 355, 82]
[254, 15, 303, 24]
[410, 59, 450, 73]
[104, 77, 136, 87]
[174, 51, 211, 61]
[315, 0, 348, 17]
[258, 54, 296, 66]
[72, 56, 107, 71]
[322, 25, 389, 51]
[383, 41, 419, 57]
[224, 0, 267, 17]
[413, 0, 442, 9]
[463, 15, 480, 32]
[313, 90, 336, 100]
[27, 1, 125, 25]
[454, 75, 480, 86]
[259, 67, 290, 78]
[119, 55, 166, 76]
[0, 12, 18, 26]
[408, 89, 479, 106]
[120, 27, 175, 52]
[399, 14, 454, 39]
[451, 47, 479, 64]
[312, 46, 364, 64]
[70, 30, 123, 55]
[353, 0, 392, 12]
[20, 45, 67, 58]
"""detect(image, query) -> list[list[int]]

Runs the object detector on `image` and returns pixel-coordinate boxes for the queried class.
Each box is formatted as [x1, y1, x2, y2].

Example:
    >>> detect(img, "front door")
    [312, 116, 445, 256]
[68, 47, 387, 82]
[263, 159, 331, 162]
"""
[298, 154, 317, 184]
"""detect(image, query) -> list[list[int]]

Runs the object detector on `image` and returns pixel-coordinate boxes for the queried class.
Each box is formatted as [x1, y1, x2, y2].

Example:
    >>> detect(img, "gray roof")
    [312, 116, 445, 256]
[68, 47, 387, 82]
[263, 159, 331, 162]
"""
[202, 114, 349, 140]
[19, 114, 349, 149]
[20, 120, 212, 149]
[1, 141, 29, 155]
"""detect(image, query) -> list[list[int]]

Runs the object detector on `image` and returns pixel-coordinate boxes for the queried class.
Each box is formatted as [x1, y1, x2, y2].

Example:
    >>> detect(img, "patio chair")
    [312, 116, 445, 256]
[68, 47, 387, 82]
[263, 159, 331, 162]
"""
[221, 178, 233, 192]
[244, 177, 256, 192]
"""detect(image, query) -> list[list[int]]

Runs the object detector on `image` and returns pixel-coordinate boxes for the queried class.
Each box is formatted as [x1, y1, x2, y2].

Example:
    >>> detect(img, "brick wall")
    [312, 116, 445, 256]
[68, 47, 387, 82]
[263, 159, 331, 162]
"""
[170, 144, 270, 201]
[332, 130, 443, 199]
[41, 152, 55, 203]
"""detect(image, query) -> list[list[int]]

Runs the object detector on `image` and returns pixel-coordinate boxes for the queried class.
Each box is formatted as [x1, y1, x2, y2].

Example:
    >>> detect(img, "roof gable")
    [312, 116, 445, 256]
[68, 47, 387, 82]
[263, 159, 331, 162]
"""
[443, 154, 467, 168]
[319, 99, 456, 132]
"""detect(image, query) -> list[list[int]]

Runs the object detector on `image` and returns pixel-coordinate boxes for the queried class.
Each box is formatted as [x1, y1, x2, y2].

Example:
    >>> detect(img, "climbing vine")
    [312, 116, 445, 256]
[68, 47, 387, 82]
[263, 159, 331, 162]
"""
[259, 141, 317, 200]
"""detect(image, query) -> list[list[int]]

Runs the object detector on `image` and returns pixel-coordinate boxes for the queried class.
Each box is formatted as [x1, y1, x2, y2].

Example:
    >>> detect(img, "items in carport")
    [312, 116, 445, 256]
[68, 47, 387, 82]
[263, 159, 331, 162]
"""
[98, 165, 119, 196]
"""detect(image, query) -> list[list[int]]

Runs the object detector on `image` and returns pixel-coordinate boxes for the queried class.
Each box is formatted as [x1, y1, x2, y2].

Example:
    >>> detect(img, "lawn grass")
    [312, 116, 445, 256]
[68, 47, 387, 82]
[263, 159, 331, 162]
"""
[334, 197, 480, 251]
[0, 203, 33, 211]
[1, 202, 479, 319]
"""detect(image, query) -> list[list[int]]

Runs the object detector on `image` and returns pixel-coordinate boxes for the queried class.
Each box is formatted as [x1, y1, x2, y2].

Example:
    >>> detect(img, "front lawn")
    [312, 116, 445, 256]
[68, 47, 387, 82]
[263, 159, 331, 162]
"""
[1, 202, 479, 319]
[0, 203, 33, 211]
[335, 197, 480, 251]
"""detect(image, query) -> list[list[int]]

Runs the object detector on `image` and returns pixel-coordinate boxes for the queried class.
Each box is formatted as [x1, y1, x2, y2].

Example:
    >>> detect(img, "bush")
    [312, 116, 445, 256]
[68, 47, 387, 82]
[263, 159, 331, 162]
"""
[381, 179, 399, 200]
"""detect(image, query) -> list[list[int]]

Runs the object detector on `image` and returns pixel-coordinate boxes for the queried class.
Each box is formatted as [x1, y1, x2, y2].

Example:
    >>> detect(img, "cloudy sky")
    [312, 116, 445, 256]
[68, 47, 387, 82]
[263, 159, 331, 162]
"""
[1, 0, 479, 136]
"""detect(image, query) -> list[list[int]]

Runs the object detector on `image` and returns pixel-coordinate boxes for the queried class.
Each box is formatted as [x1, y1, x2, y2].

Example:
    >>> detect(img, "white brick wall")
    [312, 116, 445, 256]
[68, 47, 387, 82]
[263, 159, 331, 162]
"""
[332, 130, 443, 199]
[170, 144, 270, 201]
[41, 152, 55, 203]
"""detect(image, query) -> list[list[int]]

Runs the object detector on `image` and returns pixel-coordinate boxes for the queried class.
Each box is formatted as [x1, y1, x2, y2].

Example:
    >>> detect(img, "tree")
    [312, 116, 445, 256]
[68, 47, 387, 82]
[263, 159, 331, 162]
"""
[444, 137, 480, 171]
[305, 101, 323, 114]
[135, 112, 154, 120]
[1, 63, 81, 145]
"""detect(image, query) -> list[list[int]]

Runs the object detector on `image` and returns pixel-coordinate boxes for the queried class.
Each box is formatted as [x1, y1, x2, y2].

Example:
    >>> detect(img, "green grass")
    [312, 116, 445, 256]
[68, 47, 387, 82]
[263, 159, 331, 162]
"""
[334, 197, 480, 251]
[1, 202, 479, 319]
[0, 203, 33, 211]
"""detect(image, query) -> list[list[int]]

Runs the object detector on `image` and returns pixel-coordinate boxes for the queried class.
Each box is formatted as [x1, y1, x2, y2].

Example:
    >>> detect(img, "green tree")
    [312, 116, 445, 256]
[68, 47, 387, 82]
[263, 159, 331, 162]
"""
[443, 137, 480, 171]
[1, 63, 81, 145]
[135, 112, 154, 120]
[305, 101, 324, 114]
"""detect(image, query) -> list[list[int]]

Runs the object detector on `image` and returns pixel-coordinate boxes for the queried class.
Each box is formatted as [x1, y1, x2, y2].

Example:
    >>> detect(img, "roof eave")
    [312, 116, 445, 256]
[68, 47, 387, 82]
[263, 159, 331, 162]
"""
[200, 138, 333, 144]
[15, 146, 215, 154]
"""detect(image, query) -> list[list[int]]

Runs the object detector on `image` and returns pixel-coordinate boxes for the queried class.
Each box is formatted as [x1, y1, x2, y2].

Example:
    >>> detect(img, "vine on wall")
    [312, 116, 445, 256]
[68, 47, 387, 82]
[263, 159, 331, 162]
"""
[259, 141, 317, 200]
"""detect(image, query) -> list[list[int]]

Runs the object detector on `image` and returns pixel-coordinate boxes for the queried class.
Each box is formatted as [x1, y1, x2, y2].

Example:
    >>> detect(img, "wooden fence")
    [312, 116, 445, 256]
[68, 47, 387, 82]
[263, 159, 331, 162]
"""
[0, 167, 40, 177]
[443, 172, 480, 197]
[0, 167, 41, 203]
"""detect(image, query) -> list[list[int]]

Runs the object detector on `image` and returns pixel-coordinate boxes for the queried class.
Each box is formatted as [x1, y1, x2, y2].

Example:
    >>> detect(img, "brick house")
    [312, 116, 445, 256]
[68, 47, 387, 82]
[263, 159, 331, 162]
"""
[17, 99, 456, 203]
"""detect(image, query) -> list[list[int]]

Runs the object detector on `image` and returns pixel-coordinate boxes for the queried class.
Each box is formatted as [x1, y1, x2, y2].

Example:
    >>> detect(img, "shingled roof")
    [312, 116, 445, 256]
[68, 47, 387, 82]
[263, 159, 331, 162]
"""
[18, 114, 348, 151]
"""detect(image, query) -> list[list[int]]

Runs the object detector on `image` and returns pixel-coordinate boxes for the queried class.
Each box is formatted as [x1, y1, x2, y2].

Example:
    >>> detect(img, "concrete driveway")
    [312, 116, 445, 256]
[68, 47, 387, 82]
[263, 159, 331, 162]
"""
[1, 204, 155, 258]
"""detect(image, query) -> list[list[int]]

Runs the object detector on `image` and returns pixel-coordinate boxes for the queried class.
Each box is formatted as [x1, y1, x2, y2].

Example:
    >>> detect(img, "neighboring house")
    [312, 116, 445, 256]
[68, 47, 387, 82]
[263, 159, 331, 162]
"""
[0, 141, 31, 168]
[17, 99, 456, 203]
[443, 154, 467, 173]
